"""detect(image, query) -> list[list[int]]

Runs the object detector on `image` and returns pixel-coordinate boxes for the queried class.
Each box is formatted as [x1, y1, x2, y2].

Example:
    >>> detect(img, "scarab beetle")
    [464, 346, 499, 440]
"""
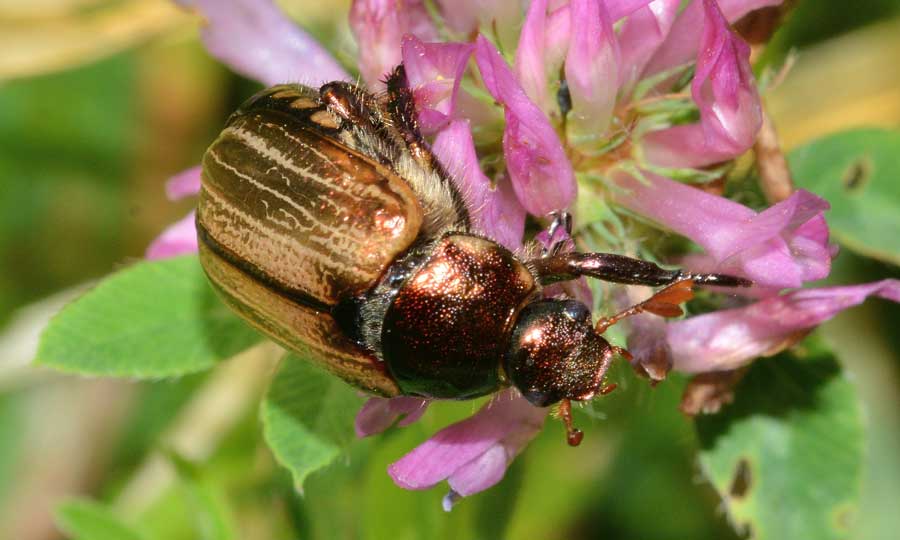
[196, 67, 750, 444]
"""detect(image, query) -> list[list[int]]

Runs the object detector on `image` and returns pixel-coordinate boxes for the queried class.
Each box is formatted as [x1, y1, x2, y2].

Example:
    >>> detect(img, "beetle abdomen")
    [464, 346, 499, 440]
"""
[380, 234, 538, 399]
[198, 87, 424, 306]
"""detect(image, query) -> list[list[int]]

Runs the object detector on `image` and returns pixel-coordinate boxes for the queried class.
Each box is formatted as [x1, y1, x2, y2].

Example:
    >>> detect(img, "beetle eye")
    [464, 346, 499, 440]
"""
[562, 300, 590, 323]
[521, 388, 554, 408]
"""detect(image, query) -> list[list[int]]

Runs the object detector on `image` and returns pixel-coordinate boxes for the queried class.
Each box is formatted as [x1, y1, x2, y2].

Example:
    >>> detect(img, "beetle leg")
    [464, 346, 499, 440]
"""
[383, 64, 473, 227]
[530, 251, 752, 288]
[577, 344, 621, 400]
[557, 399, 584, 447]
[595, 280, 696, 333]
[383, 65, 436, 169]
[319, 81, 378, 128]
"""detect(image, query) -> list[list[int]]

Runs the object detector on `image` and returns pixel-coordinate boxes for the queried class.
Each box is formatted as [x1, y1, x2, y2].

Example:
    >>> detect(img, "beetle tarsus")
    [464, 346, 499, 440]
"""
[595, 280, 696, 333]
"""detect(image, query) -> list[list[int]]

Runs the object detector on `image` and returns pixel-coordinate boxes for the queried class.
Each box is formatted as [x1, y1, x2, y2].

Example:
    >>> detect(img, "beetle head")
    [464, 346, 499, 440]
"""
[504, 299, 615, 407]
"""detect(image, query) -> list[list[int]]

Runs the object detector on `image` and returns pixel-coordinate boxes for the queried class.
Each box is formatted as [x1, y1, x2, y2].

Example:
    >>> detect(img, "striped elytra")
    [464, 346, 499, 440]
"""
[198, 88, 423, 306]
[196, 84, 426, 396]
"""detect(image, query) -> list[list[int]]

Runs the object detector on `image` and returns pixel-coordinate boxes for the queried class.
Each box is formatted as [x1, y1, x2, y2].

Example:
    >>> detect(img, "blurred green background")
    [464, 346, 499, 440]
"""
[1, 1, 899, 539]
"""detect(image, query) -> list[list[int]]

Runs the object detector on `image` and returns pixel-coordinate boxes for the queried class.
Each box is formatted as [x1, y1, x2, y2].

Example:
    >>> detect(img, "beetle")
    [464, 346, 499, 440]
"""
[195, 66, 750, 445]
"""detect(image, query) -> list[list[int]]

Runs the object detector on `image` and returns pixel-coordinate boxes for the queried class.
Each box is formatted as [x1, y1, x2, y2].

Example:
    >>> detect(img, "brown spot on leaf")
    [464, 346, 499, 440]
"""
[842, 156, 872, 193]
[831, 503, 857, 532]
[729, 458, 752, 499]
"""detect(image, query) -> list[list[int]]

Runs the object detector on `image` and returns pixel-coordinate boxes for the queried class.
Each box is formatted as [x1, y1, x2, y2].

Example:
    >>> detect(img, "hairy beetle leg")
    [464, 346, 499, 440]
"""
[382, 63, 472, 225]
[320, 81, 378, 128]
[384, 65, 436, 169]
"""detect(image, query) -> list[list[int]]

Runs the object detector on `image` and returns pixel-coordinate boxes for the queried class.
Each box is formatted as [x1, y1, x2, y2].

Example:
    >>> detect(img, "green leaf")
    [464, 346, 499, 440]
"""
[696, 336, 864, 540]
[35, 255, 261, 377]
[0, 53, 136, 326]
[167, 453, 238, 540]
[788, 128, 900, 265]
[111, 375, 207, 474]
[260, 354, 364, 489]
[0, 392, 24, 507]
[55, 498, 147, 540]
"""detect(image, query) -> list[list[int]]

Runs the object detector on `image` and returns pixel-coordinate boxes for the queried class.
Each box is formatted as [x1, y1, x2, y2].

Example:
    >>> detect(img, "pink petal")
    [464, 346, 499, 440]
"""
[401, 36, 474, 134]
[434, 0, 524, 49]
[641, 0, 762, 167]
[544, 4, 572, 77]
[176, 0, 349, 86]
[618, 0, 681, 94]
[789, 215, 835, 281]
[517, 0, 649, 119]
[642, 0, 783, 78]
[447, 444, 509, 497]
[625, 310, 673, 381]
[475, 35, 576, 216]
[433, 0, 480, 34]
[515, 0, 553, 115]
[164, 166, 202, 201]
[564, 0, 621, 142]
[432, 120, 526, 250]
[388, 390, 546, 493]
[683, 193, 833, 289]
[605, 0, 657, 20]
[614, 172, 832, 289]
[349, 0, 438, 89]
[354, 396, 430, 437]
[669, 279, 900, 372]
[442, 402, 546, 510]
[145, 211, 198, 260]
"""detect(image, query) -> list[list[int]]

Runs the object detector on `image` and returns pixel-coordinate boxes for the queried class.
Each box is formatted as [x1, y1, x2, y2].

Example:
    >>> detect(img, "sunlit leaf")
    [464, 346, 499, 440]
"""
[0, 393, 24, 507]
[696, 336, 864, 540]
[35, 255, 261, 377]
[168, 453, 238, 540]
[260, 355, 363, 490]
[55, 498, 147, 540]
[789, 128, 900, 265]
